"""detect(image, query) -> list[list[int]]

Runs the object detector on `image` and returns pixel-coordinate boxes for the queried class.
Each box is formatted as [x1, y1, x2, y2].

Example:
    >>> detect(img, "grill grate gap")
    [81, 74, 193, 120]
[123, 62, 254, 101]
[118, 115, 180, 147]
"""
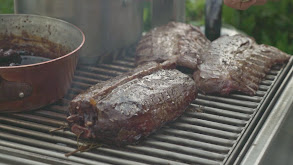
[75, 70, 113, 81]
[34, 110, 67, 120]
[126, 145, 221, 165]
[170, 122, 239, 140]
[149, 134, 232, 154]
[73, 75, 102, 84]
[143, 139, 226, 161]
[0, 134, 144, 165]
[188, 105, 251, 120]
[77, 65, 122, 77]
[193, 99, 255, 114]
[178, 116, 243, 133]
[197, 94, 259, 108]
[9, 113, 66, 127]
[186, 111, 248, 127]
[160, 129, 235, 147]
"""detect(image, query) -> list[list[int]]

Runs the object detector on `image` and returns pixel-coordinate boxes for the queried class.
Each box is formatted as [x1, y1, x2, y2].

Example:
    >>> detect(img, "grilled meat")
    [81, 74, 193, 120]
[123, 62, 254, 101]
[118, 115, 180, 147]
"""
[67, 62, 196, 145]
[193, 34, 290, 95]
[136, 22, 210, 70]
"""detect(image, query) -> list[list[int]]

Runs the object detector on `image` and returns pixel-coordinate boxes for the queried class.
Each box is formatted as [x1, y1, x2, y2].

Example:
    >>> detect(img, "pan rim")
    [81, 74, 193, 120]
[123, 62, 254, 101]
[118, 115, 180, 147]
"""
[0, 14, 85, 69]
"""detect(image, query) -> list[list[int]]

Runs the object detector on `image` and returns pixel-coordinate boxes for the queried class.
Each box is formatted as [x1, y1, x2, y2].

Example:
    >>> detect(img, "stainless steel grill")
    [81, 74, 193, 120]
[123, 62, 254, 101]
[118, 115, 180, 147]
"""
[0, 48, 292, 165]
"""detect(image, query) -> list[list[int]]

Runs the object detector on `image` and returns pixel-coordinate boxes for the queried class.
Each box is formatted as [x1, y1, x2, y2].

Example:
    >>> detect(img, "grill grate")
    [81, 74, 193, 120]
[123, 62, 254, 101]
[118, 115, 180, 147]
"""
[0, 48, 291, 165]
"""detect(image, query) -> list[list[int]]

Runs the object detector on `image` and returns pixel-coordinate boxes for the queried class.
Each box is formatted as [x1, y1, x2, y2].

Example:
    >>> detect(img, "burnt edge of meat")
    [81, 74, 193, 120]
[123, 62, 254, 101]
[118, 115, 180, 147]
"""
[67, 61, 198, 145]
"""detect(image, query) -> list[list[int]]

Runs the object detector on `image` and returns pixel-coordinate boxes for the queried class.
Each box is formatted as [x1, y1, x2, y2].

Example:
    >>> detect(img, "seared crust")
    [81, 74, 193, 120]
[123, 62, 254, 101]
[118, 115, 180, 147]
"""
[193, 35, 290, 95]
[68, 64, 196, 145]
[136, 22, 210, 70]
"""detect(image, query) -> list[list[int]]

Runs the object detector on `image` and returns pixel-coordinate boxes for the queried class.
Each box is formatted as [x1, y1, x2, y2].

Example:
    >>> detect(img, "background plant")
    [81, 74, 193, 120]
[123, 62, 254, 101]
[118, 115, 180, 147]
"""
[0, 0, 13, 14]
[187, 0, 293, 54]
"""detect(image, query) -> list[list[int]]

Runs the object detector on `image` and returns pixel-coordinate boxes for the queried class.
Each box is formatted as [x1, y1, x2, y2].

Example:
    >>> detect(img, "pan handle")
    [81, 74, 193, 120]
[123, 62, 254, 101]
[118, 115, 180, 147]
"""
[0, 76, 32, 102]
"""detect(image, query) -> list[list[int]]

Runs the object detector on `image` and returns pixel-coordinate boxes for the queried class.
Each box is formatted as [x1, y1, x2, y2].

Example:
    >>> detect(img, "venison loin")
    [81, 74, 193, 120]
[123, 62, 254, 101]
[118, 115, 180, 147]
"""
[67, 62, 197, 145]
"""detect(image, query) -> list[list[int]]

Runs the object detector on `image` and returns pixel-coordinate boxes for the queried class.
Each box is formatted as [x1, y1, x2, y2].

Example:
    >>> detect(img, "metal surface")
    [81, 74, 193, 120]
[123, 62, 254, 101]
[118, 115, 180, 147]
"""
[0, 14, 84, 112]
[239, 58, 293, 165]
[14, 0, 144, 64]
[225, 57, 293, 165]
[151, 0, 185, 28]
[0, 47, 291, 164]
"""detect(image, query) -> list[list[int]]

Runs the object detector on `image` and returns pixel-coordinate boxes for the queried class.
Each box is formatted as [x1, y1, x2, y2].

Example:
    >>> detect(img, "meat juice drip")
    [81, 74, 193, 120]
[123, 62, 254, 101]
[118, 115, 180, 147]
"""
[0, 48, 51, 66]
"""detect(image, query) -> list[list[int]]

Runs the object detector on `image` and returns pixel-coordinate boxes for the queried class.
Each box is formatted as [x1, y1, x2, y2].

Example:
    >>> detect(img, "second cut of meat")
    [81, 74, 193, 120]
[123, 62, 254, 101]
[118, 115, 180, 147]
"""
[193, 34, 290, 95]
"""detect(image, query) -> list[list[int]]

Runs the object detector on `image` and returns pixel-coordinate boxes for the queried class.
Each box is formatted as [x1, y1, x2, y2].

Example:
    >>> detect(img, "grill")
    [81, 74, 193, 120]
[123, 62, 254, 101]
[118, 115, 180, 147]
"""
[0, 47, 292, 165]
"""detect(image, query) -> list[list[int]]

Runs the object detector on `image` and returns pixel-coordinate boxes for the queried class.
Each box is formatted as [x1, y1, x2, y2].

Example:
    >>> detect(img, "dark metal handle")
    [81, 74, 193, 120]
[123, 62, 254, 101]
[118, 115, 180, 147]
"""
[0, 76, 32, 102]
[205, 0, 223, 41]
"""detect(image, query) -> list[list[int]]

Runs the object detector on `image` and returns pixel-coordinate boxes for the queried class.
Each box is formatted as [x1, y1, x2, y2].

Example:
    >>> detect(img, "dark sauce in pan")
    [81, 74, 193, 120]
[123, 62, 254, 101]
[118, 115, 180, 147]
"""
[0, 31, 70, 67]
[0, 49, 51, 66]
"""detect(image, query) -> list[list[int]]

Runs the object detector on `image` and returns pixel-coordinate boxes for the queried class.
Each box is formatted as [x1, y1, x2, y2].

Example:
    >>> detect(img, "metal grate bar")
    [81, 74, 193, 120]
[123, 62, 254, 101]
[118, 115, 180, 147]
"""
[35, 110, 68, 120]
[77, 65, 121, 77]
[0, 116, 74, 138]
[0, 145, 78, 165]
[145, 139, 227, 160]
[186, 111, 247, 126]
[75, 70, 113, 81]
[0, 140, 111, 165]
[71, 81, 92, 90]
[0, 150, 48, 165]
[171, 123, 239, 139]
[159, 129, 234, 146]
[0, 133, 147, 165]
[149, 136, 230, 154]
[197, 95, 259, 108]
[10, 114, 65, 127]
[0, 52, 290, 165]
[126, 145, 220, 165]
[260, 80, 274, 86]
[189, 105, 251, 120]
[193, 99, 255, 114]
[227, 94, 262, 102]
[94, 147, 187, 165]
[178, 116, 243, 133]
[73, 75, 101, 84]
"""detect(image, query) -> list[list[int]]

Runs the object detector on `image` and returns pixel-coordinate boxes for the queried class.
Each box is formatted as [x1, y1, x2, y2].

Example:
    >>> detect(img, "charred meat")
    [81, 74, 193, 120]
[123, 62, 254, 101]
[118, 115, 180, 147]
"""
[67, 63, 196, 145]
[193, 34, 290, 95]
[136, 22, 210, 70]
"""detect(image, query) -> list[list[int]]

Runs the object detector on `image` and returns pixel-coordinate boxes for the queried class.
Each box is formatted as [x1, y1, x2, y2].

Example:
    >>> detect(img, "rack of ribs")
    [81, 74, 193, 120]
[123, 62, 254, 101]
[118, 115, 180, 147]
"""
[193, 34, 290, 95]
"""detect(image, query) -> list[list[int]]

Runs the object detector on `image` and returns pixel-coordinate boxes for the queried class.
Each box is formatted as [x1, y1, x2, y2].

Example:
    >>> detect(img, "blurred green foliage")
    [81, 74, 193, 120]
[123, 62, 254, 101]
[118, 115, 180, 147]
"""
[185, 0, 205, 26]
[143, 1, 152, 32]
[0, 0, 14, 14]
[186, 0, 293, 54]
